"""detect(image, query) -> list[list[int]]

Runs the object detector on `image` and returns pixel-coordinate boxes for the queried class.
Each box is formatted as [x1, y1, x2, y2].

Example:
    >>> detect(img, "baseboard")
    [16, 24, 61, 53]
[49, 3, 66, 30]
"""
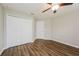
[0, 48, 7, 55]
[0, 49, 4, 56]
[61, 42, 79, 48]
[51, 39, 79, 49]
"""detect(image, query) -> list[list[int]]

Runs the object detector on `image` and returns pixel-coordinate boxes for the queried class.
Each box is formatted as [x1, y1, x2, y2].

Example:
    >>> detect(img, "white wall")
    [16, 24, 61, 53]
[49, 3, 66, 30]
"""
[44, 19, 52, 39]
[35, 19, 52, 40]
[51, 9, 79, 48]
[0, 5, 4, 50]
[35, 20, 46, 39]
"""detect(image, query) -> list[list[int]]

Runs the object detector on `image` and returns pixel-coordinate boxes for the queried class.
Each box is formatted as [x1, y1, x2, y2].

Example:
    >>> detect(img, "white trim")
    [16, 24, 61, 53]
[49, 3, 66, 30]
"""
[59, 41, 79, 48]
[50, 39, 79, 48]
[0, 50, 4, 55]
[0, 48, 7, 55]
[0, 50, 3, 55]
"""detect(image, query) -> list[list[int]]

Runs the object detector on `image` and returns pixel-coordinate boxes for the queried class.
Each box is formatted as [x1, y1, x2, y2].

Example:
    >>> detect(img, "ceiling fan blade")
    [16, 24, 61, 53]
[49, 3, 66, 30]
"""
[60, 3, 73, 6]
[47, 3, 52, 5]
[42, 7, 51, 13]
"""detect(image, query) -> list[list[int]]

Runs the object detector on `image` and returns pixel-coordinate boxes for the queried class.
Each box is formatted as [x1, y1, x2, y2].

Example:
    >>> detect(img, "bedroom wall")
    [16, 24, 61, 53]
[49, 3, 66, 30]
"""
[51, 9, 79, 48]
[0, 5, 4, 51]
[35, 19, 52, 40]
[44, 19, 52, 39]
[35, 20, 46, 39]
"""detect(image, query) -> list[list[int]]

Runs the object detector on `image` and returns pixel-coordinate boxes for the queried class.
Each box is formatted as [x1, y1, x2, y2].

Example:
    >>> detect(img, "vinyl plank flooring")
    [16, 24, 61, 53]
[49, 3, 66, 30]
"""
[1, 39, 79, 56]
[17, 46, 22, 56]
[23, 44, 30, 56]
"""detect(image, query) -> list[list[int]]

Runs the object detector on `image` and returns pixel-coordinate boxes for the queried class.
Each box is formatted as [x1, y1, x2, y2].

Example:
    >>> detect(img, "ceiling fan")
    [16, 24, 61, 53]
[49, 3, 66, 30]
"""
[42, 3, 73, 13]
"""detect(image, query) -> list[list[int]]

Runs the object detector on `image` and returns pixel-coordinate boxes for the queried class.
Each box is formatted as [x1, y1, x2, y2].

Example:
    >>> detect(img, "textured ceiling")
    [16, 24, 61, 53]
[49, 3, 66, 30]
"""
[1, 3, 79, 20]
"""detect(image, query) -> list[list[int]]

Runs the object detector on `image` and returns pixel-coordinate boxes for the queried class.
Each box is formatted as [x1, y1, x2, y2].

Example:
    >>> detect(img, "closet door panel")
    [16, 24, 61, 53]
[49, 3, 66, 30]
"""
[6, 15, 33, 48]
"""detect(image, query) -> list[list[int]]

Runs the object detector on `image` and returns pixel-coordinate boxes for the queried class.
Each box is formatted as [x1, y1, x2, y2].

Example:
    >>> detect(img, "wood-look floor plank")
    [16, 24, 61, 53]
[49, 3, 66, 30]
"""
[29, 44, 40, 56]
[41, 43, 68, 55]
[26, 43, 37, 56]
[33, 40, 66, 56]
[7, 47, 13, 56]
[37, 43, 64, 56]
[19, 45, 26, 56]
[32, 43, 51, 56]
[17, 46, 22, 56]
[12, 46, 18, 56]
[23, 44, 30, 56]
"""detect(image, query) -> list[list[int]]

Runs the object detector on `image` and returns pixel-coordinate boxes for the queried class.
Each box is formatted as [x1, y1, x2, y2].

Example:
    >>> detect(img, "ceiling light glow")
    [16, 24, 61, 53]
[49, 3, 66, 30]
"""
[52, 4, 60, 11]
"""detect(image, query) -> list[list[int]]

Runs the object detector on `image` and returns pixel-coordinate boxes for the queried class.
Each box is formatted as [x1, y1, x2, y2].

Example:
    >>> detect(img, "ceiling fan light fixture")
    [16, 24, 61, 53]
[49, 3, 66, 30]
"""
[52, 4, 60, 11]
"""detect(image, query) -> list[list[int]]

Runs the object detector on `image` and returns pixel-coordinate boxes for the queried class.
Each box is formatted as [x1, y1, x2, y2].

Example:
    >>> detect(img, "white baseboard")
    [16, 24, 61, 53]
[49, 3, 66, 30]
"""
[0, 50, 4, 55]
[61, 42, 79, 48]
[51, 39, 79, 48]
[0, 48, 7, 55]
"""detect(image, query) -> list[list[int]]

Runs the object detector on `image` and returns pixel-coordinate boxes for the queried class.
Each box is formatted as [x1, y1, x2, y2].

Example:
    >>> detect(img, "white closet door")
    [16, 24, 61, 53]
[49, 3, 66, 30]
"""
[6, 15, 33, 48]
